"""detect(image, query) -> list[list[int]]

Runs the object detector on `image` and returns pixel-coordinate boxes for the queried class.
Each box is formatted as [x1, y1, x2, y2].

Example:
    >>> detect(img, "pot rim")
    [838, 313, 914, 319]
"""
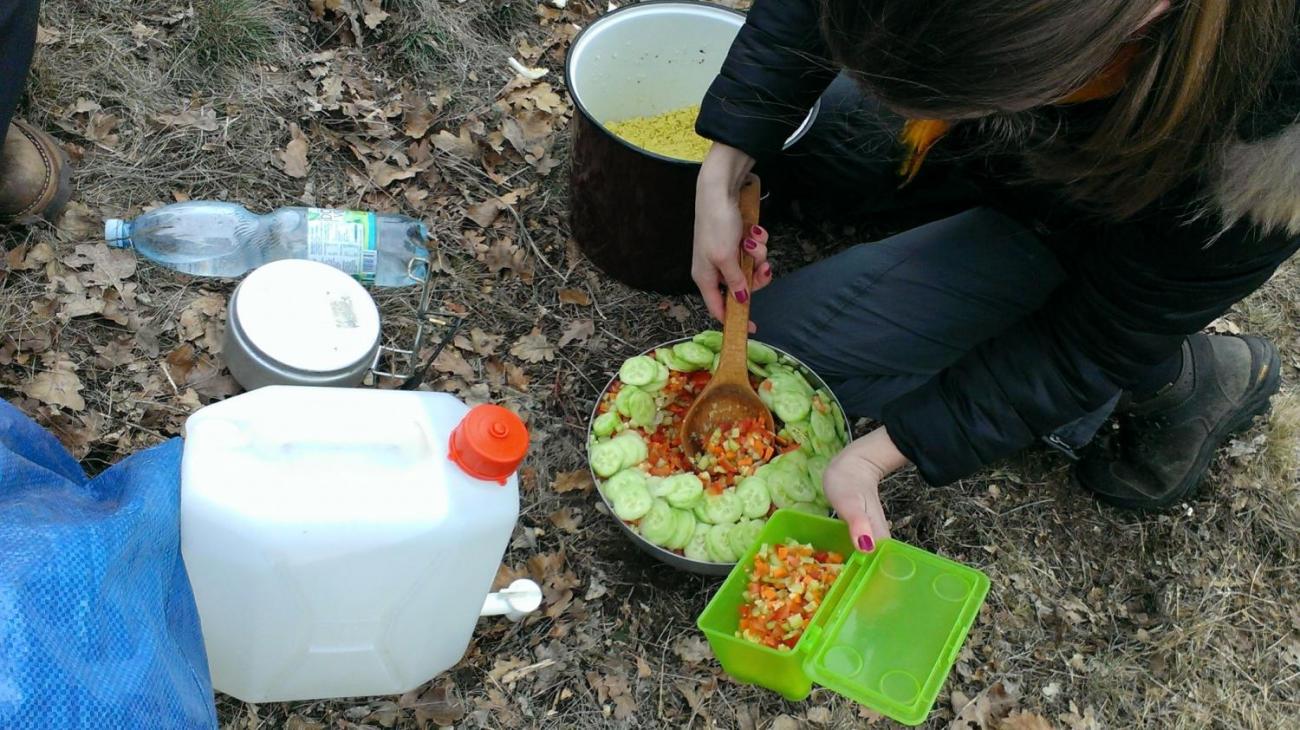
[565, 0, 820, 167]
[586, 336, 853, 572]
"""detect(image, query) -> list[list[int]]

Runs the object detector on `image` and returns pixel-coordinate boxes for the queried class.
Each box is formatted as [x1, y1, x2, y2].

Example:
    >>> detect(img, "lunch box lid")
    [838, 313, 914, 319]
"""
[231, 259, 381, 375]
[697, 510, 989, 726]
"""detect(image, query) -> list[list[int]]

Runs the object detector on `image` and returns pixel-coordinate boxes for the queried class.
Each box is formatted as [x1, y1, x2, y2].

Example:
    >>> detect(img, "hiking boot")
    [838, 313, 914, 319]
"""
[0, 119, 73, 225]
[1074, 333, 1282, 510]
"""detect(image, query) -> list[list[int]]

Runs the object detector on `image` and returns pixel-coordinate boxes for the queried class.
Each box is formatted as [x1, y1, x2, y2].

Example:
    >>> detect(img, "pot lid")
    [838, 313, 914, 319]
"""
[233, 259, 381, 374]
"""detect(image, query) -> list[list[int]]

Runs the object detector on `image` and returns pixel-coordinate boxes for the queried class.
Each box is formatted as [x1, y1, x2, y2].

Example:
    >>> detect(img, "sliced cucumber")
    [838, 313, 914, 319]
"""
[769, 476, 797, 509]
[830, 400, 848, 443]
[702, 490, 743, 525]
[663, 473, 704, 508]
[692, 330, 723, 352]
[693, 502, 713, 525]
[709, 352, 720, 373]
[806, 454, 830, 493]
[789, 502, 830, 516]
[747, 359, 769, 378]
[647, 476, 668, 498]
[728, 519, 766, 558]
[619, 355, 659, 387]
[612, 479, 653, 521]
[592, 411, 622, 438]
[615, 385, 640, 416]
[613, 431, 647, 467]
[783, 469, 817, 502]
[735, 476, 772, 519]
[665, 508, 696, 550]
[643, 362, 671, 392]
[655, 347, 698, 372]
[746, 340, 778, 364]
[706, 523, 738, 562]
[780, 421, 814, 449]
[603, 468, 646, 502]
[684, 530, 711, 561]
[639, 499, 676, 546]
[774, 449, 809, 472]
[774, 391, 812, 423]
[810, 408, 836, 444]
[624, 388, 656, 428]
[673, 341, 714, 368]
[590, 441, 624, 478]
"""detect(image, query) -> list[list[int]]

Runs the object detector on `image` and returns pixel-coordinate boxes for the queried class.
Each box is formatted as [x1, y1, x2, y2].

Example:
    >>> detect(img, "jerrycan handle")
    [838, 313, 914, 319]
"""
[480, 579, 543, 622]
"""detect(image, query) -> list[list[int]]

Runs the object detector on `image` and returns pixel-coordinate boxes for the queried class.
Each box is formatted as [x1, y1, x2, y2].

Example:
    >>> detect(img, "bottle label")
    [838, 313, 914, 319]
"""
[305, 209, 378, 283]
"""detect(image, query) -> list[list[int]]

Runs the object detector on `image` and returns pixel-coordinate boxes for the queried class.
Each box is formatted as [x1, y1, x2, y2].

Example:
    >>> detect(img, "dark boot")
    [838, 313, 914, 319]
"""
[1074, 333, 1282, 510]
[0, 119, 73, 225]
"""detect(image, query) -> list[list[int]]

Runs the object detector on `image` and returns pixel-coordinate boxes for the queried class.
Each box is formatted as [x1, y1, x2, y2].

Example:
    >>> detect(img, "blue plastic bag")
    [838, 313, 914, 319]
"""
[0, 399, 217, 729]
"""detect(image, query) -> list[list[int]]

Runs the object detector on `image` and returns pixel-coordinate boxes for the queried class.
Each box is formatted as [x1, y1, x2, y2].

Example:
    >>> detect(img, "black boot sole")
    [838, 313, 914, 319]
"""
[1074, 336, 1282, 511]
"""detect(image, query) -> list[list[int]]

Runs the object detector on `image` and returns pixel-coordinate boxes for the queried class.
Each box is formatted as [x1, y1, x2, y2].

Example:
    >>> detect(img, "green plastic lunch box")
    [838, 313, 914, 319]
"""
[697, 510, 990, 726]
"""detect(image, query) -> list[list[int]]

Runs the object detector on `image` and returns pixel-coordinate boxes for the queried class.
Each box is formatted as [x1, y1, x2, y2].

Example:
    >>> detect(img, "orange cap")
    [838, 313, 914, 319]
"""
[449, 404, 529, 485]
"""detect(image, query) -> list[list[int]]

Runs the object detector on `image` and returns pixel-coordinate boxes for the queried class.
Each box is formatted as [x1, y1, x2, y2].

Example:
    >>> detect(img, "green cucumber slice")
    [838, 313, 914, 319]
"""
[602, 468, 646, 501]
[611, 479, 653, 521]
[767, 462, 815, 503]
[769, 476, 797, 509]
[692, 330, 723, 352]
[806, 455, 830, 493]
[789, 502, 830, 516]
[747, 359, 769, 378]
[728, 519, 766, 558]
[709, 352, 720, 373]
[693, 503, 713, 525]
[643, 362, 671, 392]
[706, 523, 738, 562]
[624, 388, 656, 428]
[810, 408, 835, 444]
[673, 341, 714, 368]
[780, 422, 814, 449]
[590, 441, 624, 478]
[735, 476, 772, 519]
[663, 473, 704, 508]
[649, 476, 673, 498]
[655, 347, 698, 372]
[774, 391, 812, 423]
[613, 431, 647, 467]
[619, 355, 659, 387]
[702, 490, 743, 525]
[615, 385, 640, 416]
[639, 499, 676, 546]
[830, 400, 848, 443]
[684, 530, 711, 561]
[746, 340, 778, 364]
[592, 411, 622, 438]
[774, 449, 809, 471]
[665, 508, 696, 550]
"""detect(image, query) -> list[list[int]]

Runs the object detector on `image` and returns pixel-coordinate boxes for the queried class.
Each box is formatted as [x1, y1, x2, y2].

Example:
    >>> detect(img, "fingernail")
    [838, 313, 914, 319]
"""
[751, 225, 765, 238]
[760, 263, 771, 276]
[858, 534, 875, 552]
[743, 238, 757, 251]
[735, 289, 749, 303]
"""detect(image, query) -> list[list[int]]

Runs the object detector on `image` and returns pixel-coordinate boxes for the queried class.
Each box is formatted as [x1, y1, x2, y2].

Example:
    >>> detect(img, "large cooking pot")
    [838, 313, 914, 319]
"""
[566, 1, 818, 294]
[587, 337, 851, 576]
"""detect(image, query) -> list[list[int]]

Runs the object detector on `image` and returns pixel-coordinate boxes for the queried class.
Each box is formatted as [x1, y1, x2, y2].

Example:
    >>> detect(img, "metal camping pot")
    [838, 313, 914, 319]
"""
[223, 259, 465, 391]
[566, 1, 818, 294]
[223, 259, 382, 390]
[587, 338, 852, 576]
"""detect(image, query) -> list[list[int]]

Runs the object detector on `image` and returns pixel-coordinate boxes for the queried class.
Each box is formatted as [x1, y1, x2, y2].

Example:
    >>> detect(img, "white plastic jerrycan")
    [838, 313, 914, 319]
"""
[179, 386, 541, 703]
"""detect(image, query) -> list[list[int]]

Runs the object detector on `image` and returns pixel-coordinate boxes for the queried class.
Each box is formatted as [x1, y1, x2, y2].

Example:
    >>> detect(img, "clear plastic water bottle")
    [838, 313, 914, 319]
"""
[104, 202, 430, 287]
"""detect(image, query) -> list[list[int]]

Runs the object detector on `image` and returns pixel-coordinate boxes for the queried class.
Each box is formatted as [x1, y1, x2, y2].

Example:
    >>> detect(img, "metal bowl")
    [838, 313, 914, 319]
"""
[588, 337, 852, 576]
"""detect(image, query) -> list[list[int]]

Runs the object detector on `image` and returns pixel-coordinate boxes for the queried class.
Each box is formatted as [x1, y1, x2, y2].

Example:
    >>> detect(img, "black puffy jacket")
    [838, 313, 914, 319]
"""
[696, 0, 1300, 485]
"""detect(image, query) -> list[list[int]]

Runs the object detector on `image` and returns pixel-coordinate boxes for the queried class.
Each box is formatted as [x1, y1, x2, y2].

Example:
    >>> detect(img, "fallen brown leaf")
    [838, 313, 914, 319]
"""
[547, 506, 582, 533]
[558, 318, 594, 348]
[510, 329, 554, 363]
[558, 288, 591, 306]
[23, 357, 86, 411]
[279, 122, 310, 178]
[673, 636, 713, 665]
[999, 711, 1056, 730]
[552, 470, 593, 494]
[951, 682, 1019, 730]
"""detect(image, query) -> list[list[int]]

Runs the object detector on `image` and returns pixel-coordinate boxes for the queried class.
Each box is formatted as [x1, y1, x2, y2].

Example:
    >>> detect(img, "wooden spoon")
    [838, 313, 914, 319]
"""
[681, 176, 775, 459]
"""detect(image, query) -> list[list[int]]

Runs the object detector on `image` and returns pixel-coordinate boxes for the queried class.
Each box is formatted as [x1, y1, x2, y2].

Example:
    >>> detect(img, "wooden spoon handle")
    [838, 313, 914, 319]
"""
[719, 177, 761, 381]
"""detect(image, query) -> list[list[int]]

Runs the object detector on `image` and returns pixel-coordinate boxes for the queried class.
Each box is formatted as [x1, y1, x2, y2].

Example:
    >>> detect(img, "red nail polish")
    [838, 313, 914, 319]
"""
[751, 225, 764, 237]
[743, 238, 757, 250]
[735, 289, 749, 303]
[760, 263, 771, 276]
[858, 534, 875, 552]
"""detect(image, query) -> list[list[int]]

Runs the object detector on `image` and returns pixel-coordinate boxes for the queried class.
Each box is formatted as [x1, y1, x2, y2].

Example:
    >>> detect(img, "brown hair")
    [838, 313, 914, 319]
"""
[820, 0, 1296, 219]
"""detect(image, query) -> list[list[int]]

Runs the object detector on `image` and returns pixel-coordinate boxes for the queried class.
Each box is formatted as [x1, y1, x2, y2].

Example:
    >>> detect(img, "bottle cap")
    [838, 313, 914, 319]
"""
[449, 404, 529, 485]
[104, 219, 131, 248]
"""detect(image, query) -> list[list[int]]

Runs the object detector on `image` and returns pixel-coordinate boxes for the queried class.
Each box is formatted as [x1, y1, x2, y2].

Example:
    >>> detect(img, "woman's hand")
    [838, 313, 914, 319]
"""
[822, 427, 910, 551]
[693, 143, 775, 324]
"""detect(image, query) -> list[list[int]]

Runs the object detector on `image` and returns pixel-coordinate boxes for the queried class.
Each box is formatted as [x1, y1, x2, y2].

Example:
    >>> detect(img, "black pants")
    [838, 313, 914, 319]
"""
[749, 76, 1177, 454]
[0, 0, 40, 145]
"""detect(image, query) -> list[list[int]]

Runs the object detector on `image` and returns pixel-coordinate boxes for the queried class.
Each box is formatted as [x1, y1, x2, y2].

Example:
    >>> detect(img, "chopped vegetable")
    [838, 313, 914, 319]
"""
[736, 539, 845, 650]
[590, 336, 852, 563]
